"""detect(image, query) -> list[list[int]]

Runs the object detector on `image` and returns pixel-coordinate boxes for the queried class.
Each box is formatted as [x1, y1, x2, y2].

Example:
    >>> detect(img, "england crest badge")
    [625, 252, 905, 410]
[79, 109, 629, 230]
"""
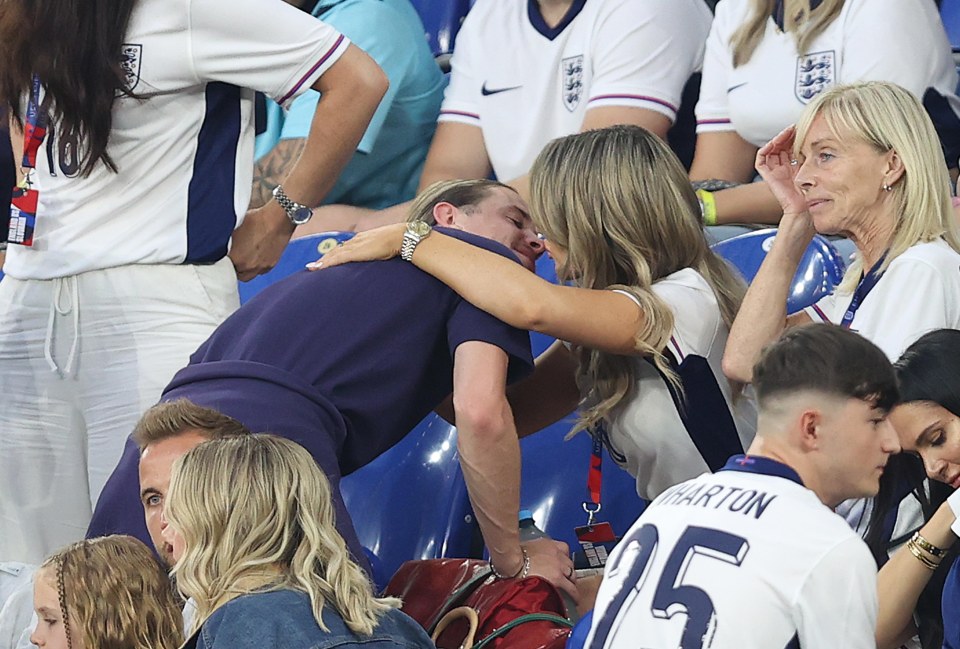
[795, 50, 835, 104]
[561, 55, 584, 112]
[121, 44, 142, 92]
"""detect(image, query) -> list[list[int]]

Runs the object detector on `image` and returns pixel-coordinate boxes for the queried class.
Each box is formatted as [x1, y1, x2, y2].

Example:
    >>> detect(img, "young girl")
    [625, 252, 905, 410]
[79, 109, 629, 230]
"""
[163, 434, 433, 648]
[316, 124, 756, 500]
[31, 535, 182, 649]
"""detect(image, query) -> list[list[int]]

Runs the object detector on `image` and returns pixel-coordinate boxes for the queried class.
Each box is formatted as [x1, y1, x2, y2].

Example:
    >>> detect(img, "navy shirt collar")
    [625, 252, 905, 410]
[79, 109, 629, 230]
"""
[721, 454, 804, 486]
[528, 0, 587, 41]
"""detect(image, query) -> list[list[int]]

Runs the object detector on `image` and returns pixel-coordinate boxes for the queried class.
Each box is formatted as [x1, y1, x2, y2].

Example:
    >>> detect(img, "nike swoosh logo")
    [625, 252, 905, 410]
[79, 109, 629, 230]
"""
[481, 82, 522, 96]
[727, 82, 748, 93]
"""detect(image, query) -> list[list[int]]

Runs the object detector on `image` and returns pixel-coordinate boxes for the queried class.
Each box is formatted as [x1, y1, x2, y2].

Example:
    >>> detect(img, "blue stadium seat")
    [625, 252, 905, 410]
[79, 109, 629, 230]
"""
[566, 609, 594, 649]
[408, 0, 472, 67]
[711, 228, 846, 312]
[340, 413, 475, 591]
[237, 231, 354, 304]
[942, 0, 960, 53]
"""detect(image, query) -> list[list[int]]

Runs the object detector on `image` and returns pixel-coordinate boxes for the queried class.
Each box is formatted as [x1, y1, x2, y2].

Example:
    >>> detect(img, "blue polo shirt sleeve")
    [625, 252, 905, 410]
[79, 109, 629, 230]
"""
[280, 0, 416, 153]
[438, 228, 535, 384]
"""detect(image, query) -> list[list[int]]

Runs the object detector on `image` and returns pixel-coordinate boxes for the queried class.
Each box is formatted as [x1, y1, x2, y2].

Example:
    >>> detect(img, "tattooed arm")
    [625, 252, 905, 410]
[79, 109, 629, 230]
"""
[249, 138, 308, 209]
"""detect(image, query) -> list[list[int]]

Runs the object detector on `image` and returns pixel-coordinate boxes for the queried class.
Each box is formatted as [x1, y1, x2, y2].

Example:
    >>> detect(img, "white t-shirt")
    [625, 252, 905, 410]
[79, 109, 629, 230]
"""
[697, 0, 959, 147]
[585, 457, 878, 649]
[606, 268, 757, 500]
[439, 0, 712, 181]
[5, 0, 349, 280]
[803, 238, 960, 361]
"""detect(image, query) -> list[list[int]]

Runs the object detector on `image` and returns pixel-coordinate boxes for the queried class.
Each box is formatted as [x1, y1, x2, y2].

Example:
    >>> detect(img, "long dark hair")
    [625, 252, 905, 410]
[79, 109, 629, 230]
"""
[0, 0, 138, 175]
[866, 329, 960, 649]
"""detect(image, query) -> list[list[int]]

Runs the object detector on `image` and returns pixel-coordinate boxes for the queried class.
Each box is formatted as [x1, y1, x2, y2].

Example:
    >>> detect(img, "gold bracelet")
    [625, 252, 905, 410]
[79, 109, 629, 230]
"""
[907, 539, 940, 571]
[696, 189, 718, 227]
[489, 547, 530, 580]
[911, 531, 946, 558]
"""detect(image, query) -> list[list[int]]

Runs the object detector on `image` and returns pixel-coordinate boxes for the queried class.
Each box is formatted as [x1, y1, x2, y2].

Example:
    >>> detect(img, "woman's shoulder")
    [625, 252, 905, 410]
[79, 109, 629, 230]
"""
[891, 237, 960, 271]
[200, 591, 433, 649]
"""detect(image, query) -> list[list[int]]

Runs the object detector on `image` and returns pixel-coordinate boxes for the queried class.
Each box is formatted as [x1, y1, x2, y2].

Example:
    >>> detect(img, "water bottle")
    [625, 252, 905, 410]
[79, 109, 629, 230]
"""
[518, 509, 580, 622]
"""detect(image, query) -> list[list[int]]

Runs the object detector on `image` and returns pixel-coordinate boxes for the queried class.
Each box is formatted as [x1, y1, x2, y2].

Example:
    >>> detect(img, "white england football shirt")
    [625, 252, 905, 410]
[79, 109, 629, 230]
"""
[803, 238, 960, 361]
[697, 0, 959, 148]
[439, 0, 712, 182]
[5, 0, 349, 280]
[606, 268, 757, 500]
[585, 456, 878, 649]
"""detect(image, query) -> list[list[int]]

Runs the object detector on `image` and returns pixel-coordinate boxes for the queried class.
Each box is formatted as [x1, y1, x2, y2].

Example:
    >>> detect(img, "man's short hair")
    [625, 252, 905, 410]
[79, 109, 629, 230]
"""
[753, 323, 898, 412]
[407, 179, 517, 225]
[131, 399, 251, 450]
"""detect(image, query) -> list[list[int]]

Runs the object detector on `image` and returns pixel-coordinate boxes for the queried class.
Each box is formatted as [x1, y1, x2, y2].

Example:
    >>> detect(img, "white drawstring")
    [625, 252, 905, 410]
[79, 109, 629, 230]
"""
[43, 276, 80, 376]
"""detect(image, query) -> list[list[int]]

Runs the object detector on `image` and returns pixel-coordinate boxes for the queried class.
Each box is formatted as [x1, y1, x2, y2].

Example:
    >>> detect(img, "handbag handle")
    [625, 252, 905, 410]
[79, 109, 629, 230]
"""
[472, 613, 573, 649]
[432, 606, 480, 649]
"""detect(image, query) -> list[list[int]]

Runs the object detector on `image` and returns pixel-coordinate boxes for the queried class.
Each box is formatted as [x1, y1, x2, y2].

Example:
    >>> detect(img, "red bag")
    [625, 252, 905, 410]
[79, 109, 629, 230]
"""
[384, 559, 572, 649]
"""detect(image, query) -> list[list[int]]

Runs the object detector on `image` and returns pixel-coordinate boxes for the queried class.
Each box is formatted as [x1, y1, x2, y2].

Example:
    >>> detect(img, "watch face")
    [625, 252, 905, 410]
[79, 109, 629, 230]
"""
[411, 220, 432, 237]
[290, 206, 313, 225]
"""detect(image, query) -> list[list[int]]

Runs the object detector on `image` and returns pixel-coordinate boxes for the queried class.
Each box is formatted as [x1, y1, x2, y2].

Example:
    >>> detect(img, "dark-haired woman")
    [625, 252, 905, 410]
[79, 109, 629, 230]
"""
[0, 0, 387, 564]
[872, 329, 960, 649]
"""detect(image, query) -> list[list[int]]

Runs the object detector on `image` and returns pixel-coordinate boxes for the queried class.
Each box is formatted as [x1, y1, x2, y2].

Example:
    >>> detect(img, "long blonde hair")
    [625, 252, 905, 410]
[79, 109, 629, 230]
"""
[38, 536, 183, 649]
[166, 435, 399, 636]
[529, 125, 745, 431]
[793, 81, 960, 291]
[731, 0, 844, 67]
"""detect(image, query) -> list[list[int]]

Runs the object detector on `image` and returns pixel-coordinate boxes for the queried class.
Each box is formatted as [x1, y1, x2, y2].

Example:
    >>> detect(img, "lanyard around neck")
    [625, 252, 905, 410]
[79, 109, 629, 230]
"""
[840, 253, 887, 329]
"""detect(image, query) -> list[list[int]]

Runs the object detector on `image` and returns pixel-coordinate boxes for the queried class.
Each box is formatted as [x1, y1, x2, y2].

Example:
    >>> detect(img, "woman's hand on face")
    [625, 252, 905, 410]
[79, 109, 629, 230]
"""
[756, 126, 809, 217]
[307, 222, 408, 270]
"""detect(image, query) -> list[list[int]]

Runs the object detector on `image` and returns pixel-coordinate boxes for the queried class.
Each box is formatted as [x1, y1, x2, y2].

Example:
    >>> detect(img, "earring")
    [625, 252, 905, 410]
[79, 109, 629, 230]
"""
[882, 183, 893, 192]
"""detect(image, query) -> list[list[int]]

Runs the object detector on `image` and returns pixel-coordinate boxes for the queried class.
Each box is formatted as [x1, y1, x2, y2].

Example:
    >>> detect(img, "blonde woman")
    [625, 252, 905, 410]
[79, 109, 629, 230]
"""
[30, 535, 182, 649]
[690, 0, 960, 226]
[162, 434, 433, 649]
[316, 124, 757, 500]
[725, 81, 960, 546]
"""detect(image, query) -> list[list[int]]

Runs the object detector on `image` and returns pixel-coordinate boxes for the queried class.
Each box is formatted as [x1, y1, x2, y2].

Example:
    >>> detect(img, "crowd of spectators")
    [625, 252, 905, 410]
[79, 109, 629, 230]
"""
[3, 0, 960, 648]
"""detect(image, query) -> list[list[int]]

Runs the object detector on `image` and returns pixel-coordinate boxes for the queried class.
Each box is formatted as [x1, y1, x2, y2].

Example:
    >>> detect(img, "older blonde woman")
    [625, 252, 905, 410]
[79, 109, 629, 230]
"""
[724, 81, 960, 544]
[162, 434, 434, 649]
[691, 0, 960, 226]
[316, 125, 756, 500]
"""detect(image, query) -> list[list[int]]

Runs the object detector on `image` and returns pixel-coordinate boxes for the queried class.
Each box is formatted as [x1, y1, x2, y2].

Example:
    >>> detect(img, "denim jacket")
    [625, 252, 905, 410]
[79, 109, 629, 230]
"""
[181, 589, 435, 649]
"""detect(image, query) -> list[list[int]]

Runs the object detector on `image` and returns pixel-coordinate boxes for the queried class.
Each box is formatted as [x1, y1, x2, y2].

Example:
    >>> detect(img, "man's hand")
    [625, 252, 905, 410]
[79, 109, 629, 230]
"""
[523, 536, 579, 604]
[229, 202, 296, 281]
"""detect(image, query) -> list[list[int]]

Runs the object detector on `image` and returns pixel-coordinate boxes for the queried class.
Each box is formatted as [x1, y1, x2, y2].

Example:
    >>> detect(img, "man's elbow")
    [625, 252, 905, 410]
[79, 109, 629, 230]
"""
[355, 58, 389, 107]
[453, 395, 511, 439]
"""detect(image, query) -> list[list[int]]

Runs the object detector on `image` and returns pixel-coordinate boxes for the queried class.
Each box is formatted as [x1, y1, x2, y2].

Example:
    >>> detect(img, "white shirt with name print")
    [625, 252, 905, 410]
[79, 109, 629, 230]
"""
[605, 268, 757, 501]
[5, 0, 349, 280]
[696, 0, 958, 148]
[439, 0, 712, 182]
[585, 456, 878, 649]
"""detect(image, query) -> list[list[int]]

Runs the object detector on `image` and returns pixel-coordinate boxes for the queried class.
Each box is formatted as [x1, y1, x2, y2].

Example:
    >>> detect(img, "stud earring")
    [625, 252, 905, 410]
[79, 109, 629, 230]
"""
[882, 183, 893, 192]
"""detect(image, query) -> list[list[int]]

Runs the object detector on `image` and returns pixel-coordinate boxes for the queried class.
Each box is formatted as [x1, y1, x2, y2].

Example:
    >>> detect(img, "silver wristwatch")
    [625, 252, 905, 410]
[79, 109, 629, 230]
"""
[400, 220, 432, 261]
[272, 185, 314, 226]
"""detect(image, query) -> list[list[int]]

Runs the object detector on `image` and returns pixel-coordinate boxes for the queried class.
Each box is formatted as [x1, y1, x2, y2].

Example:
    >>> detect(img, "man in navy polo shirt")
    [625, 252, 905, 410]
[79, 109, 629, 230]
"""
[88, 179, 578, 600]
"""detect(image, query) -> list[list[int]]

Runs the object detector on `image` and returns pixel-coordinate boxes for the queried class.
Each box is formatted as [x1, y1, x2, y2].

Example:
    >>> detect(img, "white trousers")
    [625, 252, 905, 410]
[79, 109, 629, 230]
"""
[0, 260, 238, 563]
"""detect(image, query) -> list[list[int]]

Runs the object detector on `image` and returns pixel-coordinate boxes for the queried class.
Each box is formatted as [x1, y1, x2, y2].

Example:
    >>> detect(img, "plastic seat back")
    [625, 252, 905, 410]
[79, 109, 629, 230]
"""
[408, 0, 472, 68]
[340, 413, 475, 591]
[711, 228, 846, 312]
[238, 231, 354, 304]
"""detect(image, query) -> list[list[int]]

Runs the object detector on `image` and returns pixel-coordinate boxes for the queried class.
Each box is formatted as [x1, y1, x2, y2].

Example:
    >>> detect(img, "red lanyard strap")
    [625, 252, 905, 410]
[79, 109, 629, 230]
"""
[583, 424, 604, 526]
